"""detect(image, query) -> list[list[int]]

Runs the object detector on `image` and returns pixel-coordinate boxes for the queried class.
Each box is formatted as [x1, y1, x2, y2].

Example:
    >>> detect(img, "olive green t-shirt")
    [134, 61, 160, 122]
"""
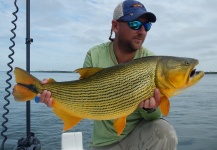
[83, 41, 162, 147]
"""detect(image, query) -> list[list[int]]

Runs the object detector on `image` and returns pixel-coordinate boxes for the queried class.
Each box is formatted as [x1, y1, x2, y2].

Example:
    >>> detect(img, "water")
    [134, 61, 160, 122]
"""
[0, 71, 217, 150]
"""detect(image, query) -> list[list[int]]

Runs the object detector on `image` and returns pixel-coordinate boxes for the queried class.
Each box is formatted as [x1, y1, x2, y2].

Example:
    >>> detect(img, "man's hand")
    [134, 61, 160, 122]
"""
[139, 88, 161, 109]
[37, 79, 53, 107]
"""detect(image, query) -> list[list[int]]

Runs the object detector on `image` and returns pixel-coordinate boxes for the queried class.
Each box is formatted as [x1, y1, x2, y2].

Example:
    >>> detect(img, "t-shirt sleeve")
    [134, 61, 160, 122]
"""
[141, 47, 156, 57]
[83, 51, 93, 68]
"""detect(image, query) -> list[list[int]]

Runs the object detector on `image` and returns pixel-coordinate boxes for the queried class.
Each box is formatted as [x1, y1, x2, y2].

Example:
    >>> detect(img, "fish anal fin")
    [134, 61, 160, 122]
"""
[52, 107, 82, 131]
[113, 116, 127, 136]
[75, 68, 103, 79]
[160, 96, 170, 116]
[13, 84, 37, 101]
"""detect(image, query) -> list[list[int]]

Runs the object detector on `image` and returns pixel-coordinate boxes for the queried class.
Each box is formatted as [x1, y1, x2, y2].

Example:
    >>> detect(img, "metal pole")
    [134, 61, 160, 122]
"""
[13, 1, 41, 149]
[26, 0, 32, 137]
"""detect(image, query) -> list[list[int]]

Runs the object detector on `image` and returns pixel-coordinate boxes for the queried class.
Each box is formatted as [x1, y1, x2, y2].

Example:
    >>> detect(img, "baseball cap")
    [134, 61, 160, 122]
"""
[113, 0, 156, 23]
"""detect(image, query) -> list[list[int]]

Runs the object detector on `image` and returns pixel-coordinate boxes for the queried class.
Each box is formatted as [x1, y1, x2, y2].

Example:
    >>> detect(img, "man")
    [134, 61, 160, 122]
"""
[39, 0, 178, 149]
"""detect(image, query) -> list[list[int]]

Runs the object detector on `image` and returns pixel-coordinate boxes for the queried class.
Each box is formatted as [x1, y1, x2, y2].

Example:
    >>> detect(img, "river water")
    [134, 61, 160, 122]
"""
[0, 72, 217, 150]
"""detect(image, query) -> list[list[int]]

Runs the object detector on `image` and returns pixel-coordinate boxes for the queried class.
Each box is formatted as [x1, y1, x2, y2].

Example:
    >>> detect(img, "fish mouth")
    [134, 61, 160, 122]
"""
[190, 69, 202, 78]
[188, 67, 204, 86]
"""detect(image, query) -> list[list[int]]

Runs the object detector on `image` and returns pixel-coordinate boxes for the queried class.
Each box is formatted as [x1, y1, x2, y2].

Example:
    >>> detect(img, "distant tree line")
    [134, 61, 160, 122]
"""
[205, 72, 217, 74]
[32, 71, 73, 73]
[32, 71, 217, 74]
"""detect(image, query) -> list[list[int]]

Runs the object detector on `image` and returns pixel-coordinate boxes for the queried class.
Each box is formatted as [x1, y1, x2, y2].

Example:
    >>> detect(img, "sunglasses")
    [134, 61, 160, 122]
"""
[128, 21, 152, 31]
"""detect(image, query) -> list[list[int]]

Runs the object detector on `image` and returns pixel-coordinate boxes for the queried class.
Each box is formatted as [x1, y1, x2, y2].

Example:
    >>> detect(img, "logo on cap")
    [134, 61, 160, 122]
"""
[132, 4, 143, 8]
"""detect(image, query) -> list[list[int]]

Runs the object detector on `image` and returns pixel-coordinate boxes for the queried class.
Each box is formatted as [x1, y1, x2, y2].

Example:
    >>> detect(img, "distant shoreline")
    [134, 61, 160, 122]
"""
[31, 71, 73, 73]
[31, 71, 217, 74]
[204, 72, 217, 74]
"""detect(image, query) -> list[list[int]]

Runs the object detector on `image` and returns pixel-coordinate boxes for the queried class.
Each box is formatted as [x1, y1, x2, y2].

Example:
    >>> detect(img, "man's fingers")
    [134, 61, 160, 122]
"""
[144, 100, 150, 108]
[45, 91, 51, 101]
[154, 88, 161, 106]
[40, 90, 47, 103]
[38, 90, 53, 107]
[149, 97, 156, 108]
[47, 98, 53, 107]
[41, 78, 49, 84]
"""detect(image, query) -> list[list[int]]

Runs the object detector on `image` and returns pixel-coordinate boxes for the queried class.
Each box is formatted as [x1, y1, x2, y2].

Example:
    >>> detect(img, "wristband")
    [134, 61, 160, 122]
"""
[143, 108, 156, 114]
[34, 96, 40, 103]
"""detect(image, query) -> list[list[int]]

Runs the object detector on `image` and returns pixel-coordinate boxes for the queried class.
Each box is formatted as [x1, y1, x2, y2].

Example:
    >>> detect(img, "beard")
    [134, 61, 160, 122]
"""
[117, 35, 144, 53]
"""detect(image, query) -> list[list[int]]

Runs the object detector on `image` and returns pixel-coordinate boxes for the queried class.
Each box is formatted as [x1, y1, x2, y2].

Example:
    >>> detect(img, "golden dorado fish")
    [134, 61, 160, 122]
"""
[12, 56, 204, 136]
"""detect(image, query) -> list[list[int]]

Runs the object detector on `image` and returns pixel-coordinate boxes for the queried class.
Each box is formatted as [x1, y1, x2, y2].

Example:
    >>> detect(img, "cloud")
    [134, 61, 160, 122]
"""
[1, 0, 216, 71]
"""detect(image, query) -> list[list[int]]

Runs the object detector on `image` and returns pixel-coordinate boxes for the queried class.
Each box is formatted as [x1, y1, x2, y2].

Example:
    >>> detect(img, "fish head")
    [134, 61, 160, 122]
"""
[156, 56, 204, 97]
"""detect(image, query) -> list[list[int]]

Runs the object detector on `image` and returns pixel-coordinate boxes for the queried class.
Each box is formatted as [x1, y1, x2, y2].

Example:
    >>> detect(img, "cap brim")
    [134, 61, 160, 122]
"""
[132, 11, 156, 23]
[141, 12, 156, 23]
[119, 10, 156, 23]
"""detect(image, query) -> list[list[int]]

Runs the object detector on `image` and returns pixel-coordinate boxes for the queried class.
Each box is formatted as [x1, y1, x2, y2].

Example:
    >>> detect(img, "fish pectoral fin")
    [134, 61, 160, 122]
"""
[159, 96, 170, 116]
[53, 108, 82, 132]
[113, 116, 127, 136]
[74, 67, 103, 79]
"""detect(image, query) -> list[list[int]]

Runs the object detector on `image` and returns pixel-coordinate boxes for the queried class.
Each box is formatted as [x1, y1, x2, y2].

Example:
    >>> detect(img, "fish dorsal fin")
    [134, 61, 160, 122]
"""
[159, 96, 170, 116]
[52, 101, 82, 131]
[114, 116, 127, 136]
[75, 68, 103, 79]
[47, 78, 56, 83]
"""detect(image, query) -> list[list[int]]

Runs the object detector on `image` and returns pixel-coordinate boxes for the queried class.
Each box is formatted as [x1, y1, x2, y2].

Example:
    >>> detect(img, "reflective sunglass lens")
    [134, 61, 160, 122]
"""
[144, 22, 152, 31]
[128, 21, 142, 30]
[128, 21, 152, 31]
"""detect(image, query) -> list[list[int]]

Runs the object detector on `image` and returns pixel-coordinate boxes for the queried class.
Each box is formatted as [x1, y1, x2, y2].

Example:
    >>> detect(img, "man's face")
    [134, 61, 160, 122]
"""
[116, 17, 148, 52]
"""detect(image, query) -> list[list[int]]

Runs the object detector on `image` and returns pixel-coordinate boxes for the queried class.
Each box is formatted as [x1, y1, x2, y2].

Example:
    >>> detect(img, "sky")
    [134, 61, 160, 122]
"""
[0, 0, 217, 72]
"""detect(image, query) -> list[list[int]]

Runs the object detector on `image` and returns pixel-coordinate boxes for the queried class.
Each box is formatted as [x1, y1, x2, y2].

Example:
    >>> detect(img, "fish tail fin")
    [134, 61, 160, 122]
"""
[13, 67, 41, 101]
[13, 84, 38, 101]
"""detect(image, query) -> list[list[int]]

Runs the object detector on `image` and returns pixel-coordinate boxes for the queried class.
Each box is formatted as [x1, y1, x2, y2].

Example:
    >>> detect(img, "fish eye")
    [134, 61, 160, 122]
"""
[185, 61, 190, 65]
